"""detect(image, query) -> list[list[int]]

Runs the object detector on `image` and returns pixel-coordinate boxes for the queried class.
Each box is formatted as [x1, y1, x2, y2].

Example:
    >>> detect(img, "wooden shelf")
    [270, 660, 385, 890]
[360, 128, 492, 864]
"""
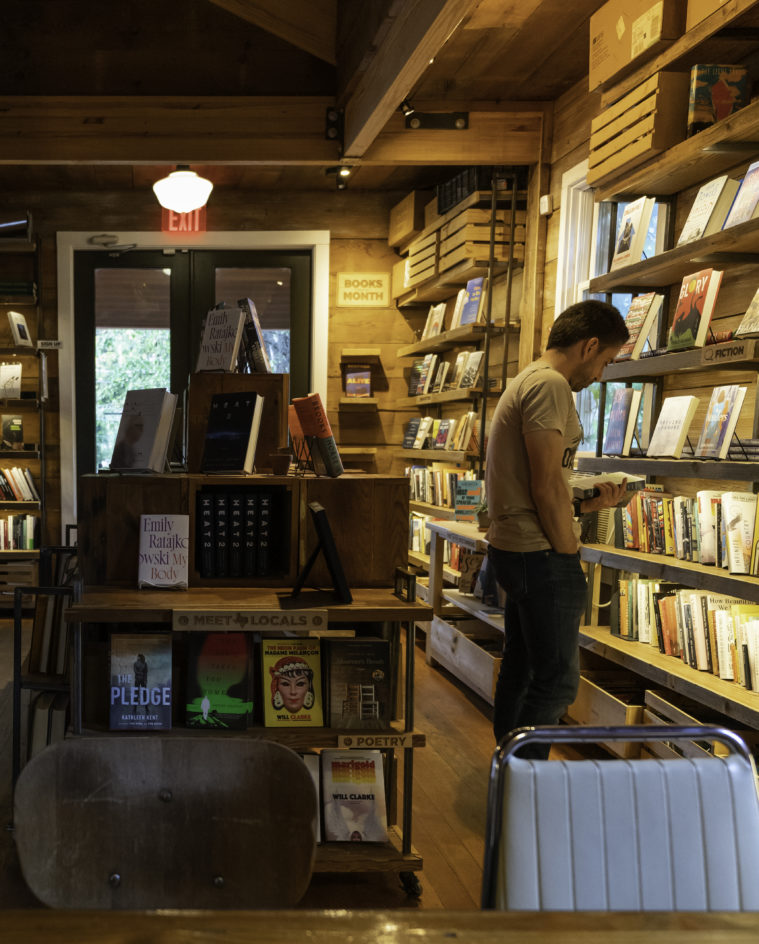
[589, 216, 759, 293]
[0, 500, 40, 509]
[314, 826, 422, 873]
[579, 623, 759, 729]
[580, 543, 759, 604]
[442, 588, 503, 632]
[602, 338, 759, 380]
[576, 454, 759, 483]
[397, 323, 507, 357]
[408, 550, 460, 583]
[399, 448, 469, 462]
[338, 397, 378, 410]
[0, 239, 35, 253]
[396, 256, 523, 308]
[408, 500, 457, 520]
[396, 387, 494, 408]
[339, 348, 381, 363]
[0, 449, 40, 459]
[427, 519, 488, 553]
[0, 548, 39, 558]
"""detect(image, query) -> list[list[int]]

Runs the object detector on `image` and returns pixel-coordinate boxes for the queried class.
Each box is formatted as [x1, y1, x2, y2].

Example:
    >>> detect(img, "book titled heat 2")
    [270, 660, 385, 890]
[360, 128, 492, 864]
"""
[137, 514, 189, 589]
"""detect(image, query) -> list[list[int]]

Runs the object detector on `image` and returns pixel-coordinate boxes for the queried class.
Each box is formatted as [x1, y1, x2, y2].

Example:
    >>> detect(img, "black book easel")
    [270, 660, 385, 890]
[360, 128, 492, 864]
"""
[291, 501, 352, 604]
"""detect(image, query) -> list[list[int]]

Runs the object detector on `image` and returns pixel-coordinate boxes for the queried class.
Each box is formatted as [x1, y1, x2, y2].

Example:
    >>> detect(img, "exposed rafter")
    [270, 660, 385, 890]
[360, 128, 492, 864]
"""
[206, 0, 337, 64]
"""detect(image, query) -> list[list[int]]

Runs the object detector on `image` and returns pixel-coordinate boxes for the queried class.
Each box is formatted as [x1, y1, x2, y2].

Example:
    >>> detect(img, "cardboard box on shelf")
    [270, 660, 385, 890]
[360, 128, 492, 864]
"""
[589, 0, 686, 92]
[686, 0, 729, 31]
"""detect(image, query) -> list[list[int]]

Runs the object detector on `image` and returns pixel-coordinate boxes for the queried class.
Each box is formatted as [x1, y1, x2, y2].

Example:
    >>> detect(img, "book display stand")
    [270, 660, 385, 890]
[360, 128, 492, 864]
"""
[291, 502, 352, 604]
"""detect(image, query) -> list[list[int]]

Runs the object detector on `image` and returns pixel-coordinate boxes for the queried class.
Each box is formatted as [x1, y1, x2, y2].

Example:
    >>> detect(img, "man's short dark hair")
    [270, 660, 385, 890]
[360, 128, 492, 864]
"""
[546, 300, 629, 350]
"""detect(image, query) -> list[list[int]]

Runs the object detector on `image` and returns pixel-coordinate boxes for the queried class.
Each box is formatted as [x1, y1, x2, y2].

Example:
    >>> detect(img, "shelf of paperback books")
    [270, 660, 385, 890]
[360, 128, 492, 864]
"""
[408, 549, 461, 585]
[440, 588, 503, 633]
[396, 388, 497, 408]
[579, 624, 759, 730]
[338, 397, 378, 411]
[399, 448, 469, 463]
[589, 216, 759, 294]
[602, 338, 759, 381]
[408, 500, 457, 521]
[580, 544, 759, 606]
[397, 324, 505, 357]
[577, 455, 759, 483]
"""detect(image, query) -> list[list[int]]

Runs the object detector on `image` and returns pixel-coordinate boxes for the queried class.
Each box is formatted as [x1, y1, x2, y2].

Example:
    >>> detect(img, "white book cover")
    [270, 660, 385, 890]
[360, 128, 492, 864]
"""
[138, 514, 189, 589]
[413, 416, 434, 449]
[688, 590, 711, 671]
[715, 610, 735, 680]
[696, 490, 722, 565]
[746, 620, 759, 691]
[195, 306, 246, 372]
[676, 175, 740, 245]
[6, 310, 33, 348]
[0, 362, 22, 399]
[734, 286, 759, 338]
[646, 395, 699, 457]
[421, 302, 446, 339]
[610, 196, 655, 270]
[636, 580, 651, 644]
[110, 388, 178, 472]
[722, 491, 757, 574]
[694, 384, 746, 459]
[449, 288, 468, 330]
[449, 351, 469, 387]
[321, 749, 388, 842]
[723, 160, 759, 229]
[458, 350, 484, 389]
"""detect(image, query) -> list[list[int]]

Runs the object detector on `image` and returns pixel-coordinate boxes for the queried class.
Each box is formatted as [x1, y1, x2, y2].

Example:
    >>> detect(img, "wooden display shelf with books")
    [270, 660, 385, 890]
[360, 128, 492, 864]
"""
[408, 549, 461, 584]
[603, 337, 759, 380]
[408, 500, 458, 520]
[396, 388, 496, 408]
[398, 448, 469, 462]
[338, 397, 378, 411]
[396, 323, 506, 358]
[576, 455, 759, 484]
[441, 588, 504, 633]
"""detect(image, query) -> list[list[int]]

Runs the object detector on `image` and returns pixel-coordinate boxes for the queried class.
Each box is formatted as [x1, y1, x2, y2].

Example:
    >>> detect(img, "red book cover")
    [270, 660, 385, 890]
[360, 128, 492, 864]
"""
[667, 268, 723, 351]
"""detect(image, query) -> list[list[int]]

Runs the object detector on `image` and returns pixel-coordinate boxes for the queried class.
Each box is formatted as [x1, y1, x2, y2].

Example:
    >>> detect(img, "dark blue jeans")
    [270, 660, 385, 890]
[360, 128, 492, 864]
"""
[487, 546, 587, 757]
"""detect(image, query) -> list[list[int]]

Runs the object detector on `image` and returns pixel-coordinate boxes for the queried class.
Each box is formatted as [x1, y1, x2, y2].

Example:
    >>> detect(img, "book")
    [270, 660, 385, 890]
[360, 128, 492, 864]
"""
[321, 749, 388, 842]
[676, 175, 740, 245]
[407, 358, 426, 396]
[402, 417, 422, 449]
[687, 64, 749, 137]
[646, 396, 700, 458]
[344, 365, 372, 398]
[1, 414, 23, 450]
[200, 391, 264, 474]
[195, 306, 246, 372]
[109, 388, 178, 472]
[448, 351, 469, 388]
[137, 514, 189, 589]
[291, 391, 344, 477]
[185, 632, 254, 730]
[262, 637, 323, 727]
[109, 632, 172, 731]
[734, 286, 759, 339]
[722, 492, 757, 575]
[722, 160, 759, 229]
[454, 478, 484, 521]
[696, 490, 722, 566]
[430, 361, 450, 394]
[412, 415, 434, 449]
[667, 268, 723, 351]
[238, 297, 272, 373]
[0, 363, 21, 398]
[300, 753, 322, 843]
[6, 310, 32, 348]
[416, 353, 438, 395]
[602, 387, 642, 456]
[616, 293, 663, 360]
[568, 470, 646, 501]
[694, 385, 746, 459]
[421, 302, 446, 339]
[324, 638, 391, 728]
[609, 196, 655, 270]
[449, 288, 468, 330]
[458, 350, 485, 389]
[287, 403, 308, 464]
[458, 277, 487, 325]
[434, 417, 452, 448]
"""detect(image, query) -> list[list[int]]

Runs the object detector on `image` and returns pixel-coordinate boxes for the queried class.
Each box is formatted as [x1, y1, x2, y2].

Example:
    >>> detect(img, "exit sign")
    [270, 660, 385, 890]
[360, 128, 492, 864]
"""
[162, 207, 207, 233]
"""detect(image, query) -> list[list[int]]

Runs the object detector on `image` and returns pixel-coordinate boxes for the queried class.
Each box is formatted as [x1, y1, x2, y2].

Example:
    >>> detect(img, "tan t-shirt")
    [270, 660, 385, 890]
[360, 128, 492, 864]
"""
[485, 361, 583, 552]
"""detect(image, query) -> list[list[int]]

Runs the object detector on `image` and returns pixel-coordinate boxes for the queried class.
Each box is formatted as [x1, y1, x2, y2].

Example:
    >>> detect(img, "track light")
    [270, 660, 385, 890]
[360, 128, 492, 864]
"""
[400, 100, 415, 117]
[152, 165, 213, 213]
[325, 165, 353, 190]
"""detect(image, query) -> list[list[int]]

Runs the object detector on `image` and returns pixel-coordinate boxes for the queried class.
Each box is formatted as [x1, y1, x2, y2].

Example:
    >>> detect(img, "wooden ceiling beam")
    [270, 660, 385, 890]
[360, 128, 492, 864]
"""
[206, 0, 337, 64]
[342, 0, 480, 159]
[0, 97, 341, 164]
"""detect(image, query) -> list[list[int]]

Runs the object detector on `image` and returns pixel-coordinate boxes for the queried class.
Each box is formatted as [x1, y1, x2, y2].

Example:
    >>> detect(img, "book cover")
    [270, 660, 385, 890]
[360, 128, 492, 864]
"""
[694, 384, 747, 459]
[137, 513, 189, 589]
[454, 478, 484, 521]
[434, 417, 452, 448]
[676, 175, 740, 244]
[723, 160, 759, 229]
[458, 351, 484, 389]
[238, 297, 272, 373]
[416, 353, 438, 395]
[602, 387, 641, 456]
[291, 392, 344, 477]
[616, 293, 663, 360]
[262, 637, 323, 727]
[430, 361, 450, 393]
[185, 632, 254, 730]
[109, 632, 172, 731]
[110, 388, 178, 472]
[609, 196, 654, 270]
[1, 414, 23, 450]
[200, 391, 264, 474]
[667, 268, 723, 351]
[6, 310, 32, 348]
[458, 277, 486, 325]
[696, 491, 722, 566]
[449, 351, 469, 387]
[646, 395, 700, 458]
[687, 64, 749, 137]
[734, 286, 759, 338]
[722, 492, 757, 575]
[321, 749, 388, 842]
[325, 638, 391, 728]
[195, 306, 246, 372]
[412, 415, 434, 449]
[344, 365, 372, 398]
[448, 287, 468, 330]
[421, 302, 446, 339]
[402, 417, 422, 449]
[287, 403, 308, 465]
[0, 363, 21, 398]
[407, 358, 426, 396]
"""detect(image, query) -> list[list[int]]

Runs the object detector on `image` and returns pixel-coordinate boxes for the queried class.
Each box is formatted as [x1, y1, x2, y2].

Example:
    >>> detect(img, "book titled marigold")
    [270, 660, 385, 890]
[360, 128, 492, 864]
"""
[262, 637, 323, 726]
[321, 749, 388, 842]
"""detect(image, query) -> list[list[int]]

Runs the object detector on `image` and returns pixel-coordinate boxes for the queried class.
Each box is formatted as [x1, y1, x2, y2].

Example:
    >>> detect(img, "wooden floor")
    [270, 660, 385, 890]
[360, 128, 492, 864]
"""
[0, 620, 497, 910]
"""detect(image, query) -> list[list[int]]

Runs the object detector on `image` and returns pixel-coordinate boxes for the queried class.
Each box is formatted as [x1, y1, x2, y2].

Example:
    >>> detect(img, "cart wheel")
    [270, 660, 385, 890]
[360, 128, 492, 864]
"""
[399, 870, 422, 898]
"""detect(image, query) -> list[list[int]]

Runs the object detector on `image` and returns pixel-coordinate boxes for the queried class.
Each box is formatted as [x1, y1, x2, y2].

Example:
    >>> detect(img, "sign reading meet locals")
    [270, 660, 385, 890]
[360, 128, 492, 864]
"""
[172, 609, 328, 632]
[336, 272, 390, 307]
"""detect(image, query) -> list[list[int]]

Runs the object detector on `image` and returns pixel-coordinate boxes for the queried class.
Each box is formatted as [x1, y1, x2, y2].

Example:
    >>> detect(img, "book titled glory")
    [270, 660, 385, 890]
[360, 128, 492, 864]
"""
[137, 514, 189, 589]
[109, 632, 172, 731]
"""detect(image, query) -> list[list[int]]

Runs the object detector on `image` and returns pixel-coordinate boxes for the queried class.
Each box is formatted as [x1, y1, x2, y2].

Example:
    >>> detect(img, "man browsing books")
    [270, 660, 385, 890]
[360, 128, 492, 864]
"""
[485, 300, 629, 757]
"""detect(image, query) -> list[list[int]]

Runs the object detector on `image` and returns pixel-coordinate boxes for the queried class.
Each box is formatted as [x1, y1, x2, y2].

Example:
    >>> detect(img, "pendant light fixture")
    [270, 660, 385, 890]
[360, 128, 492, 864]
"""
[152, 165, 213, 213]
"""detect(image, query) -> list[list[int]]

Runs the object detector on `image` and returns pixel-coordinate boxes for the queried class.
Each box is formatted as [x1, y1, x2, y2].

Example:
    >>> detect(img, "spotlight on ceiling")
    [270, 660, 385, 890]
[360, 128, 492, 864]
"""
[152, 165, 213, 213]
[325, 165, 354, 190]
[400, 99, 415, 117]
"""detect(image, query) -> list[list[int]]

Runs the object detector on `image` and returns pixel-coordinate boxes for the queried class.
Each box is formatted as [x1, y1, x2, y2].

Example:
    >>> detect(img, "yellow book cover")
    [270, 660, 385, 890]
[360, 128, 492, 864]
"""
[662, 497, 675, 556]
[262, 638, 323, 726]
[729, 604, 759, 687]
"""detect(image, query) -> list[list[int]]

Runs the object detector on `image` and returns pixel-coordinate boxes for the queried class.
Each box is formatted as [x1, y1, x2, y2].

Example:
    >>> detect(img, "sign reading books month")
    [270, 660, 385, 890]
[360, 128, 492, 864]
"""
[261, 637, 323, 727]
[185, 632, 254, 730]
[109, 632, 172, 731]
[137, 514, 189, 589]
[667, 268, 723, 351]
[335, 272, 390, 307]
[321, 749, 388, 842]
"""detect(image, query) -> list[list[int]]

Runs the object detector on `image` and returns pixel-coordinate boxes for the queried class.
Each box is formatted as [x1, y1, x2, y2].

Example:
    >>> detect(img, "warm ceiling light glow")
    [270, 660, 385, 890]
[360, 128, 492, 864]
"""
[338, 166, 352, 177]
[152, 165, 213, 213]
